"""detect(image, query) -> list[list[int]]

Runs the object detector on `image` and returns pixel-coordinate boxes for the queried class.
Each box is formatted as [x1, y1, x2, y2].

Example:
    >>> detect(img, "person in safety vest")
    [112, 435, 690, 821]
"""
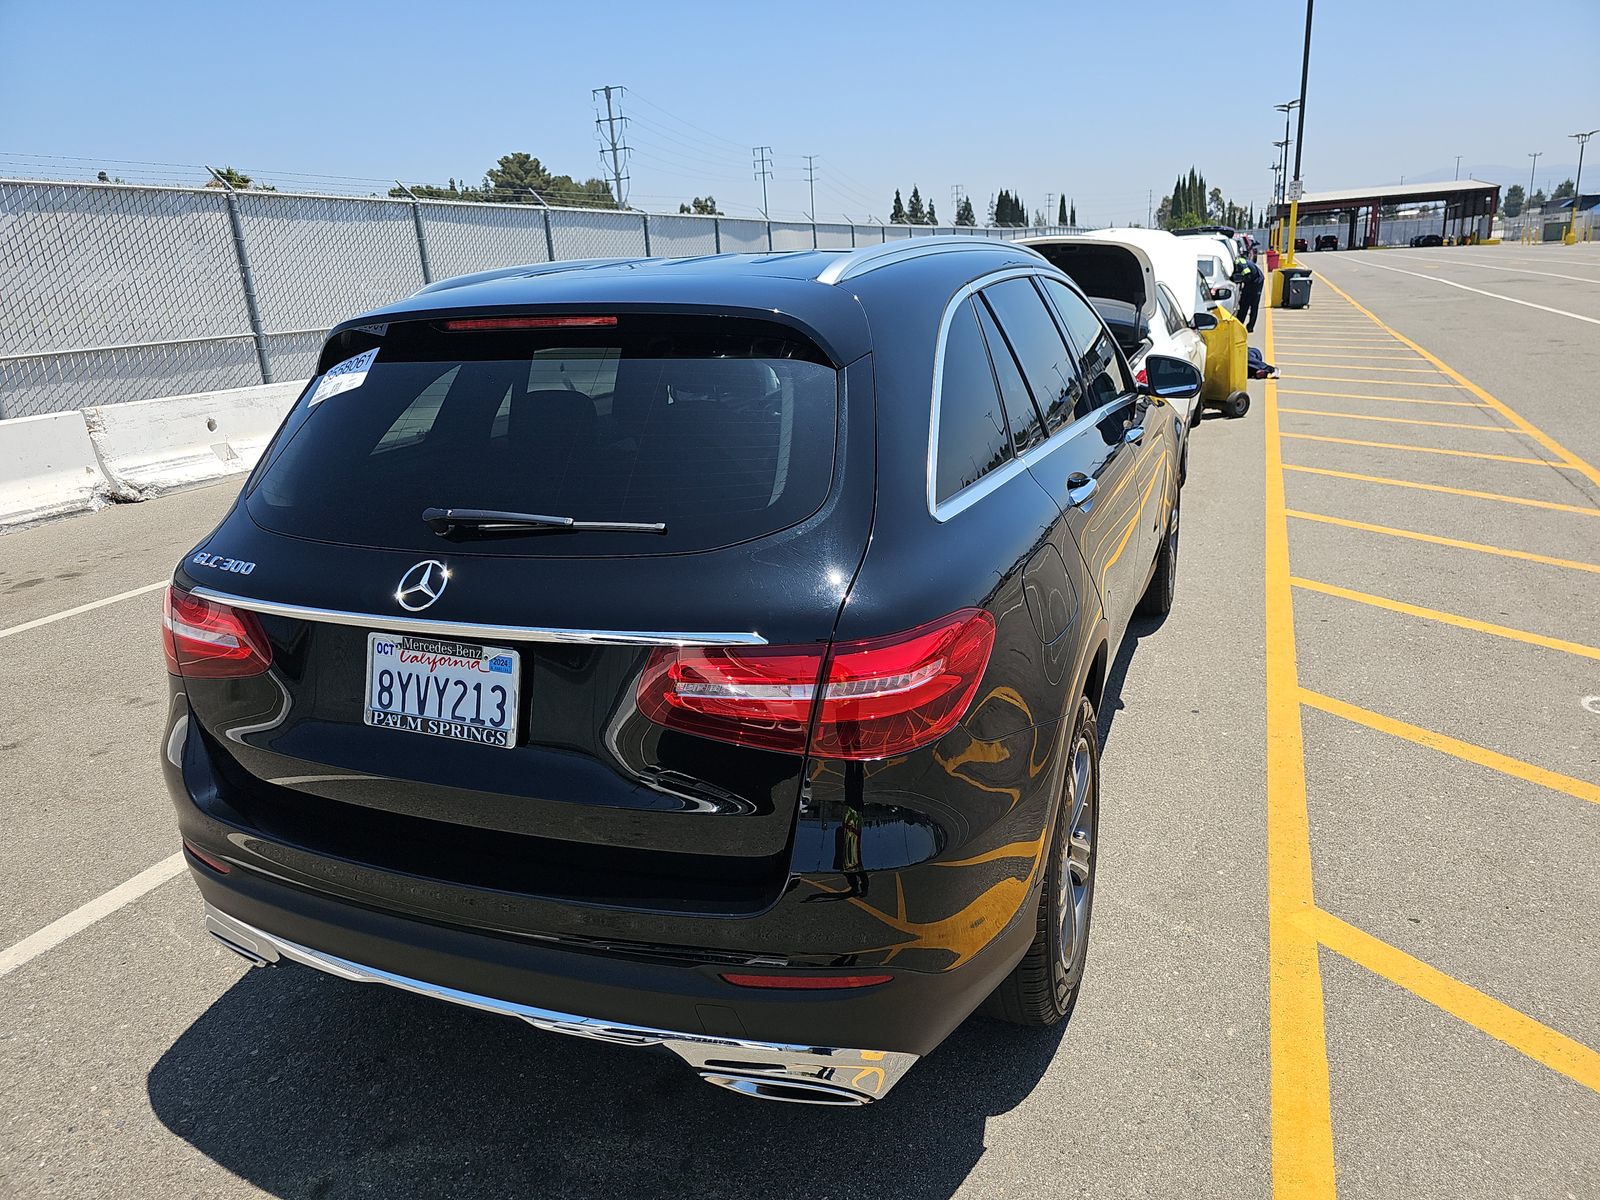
[1233, 250, 1265, 333]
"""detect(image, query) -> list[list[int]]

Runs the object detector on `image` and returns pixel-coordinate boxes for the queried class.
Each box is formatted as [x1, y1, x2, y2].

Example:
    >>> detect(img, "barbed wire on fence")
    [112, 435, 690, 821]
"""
[0, 174, 1078, 419]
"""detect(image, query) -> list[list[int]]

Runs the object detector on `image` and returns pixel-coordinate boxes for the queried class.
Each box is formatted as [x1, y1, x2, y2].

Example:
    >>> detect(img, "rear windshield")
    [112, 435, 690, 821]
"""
[246, 316, 839, 556]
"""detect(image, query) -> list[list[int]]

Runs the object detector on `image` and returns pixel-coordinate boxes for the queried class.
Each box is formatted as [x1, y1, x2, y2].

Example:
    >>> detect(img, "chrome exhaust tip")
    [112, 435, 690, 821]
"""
[699, 1072, 872, 1106]
[205, 909, 278, 968]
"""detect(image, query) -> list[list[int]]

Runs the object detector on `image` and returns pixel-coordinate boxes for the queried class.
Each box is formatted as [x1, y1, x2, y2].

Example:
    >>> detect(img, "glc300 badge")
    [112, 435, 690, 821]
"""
[395, 560, 449, 612]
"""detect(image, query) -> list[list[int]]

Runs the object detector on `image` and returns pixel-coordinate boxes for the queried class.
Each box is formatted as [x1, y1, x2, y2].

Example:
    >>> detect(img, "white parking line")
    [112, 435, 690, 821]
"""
[1354, 260, 1600, 326]
[0, 580, 165, 641]
[0, 852, 186, 979]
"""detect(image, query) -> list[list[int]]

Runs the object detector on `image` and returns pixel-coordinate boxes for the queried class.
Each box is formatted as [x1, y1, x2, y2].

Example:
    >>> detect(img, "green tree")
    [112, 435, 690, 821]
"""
[925, 199, 938, 225]
[1058, 195, 1068, 224]
[1503, 184, 1525, 217]
[1069, 200, 1076, 226]
[907, 185, 926, 224]
[986, 194, 996, 225]
[890, 188, 907, 223]
[208, 165, 253, 189]
[1552, 178, 1576, 201]
[955, 196, 976, 226]
[678, 195, 722, 215]
[483, 153, 615, 207]
[1530, 187, 1547, 209]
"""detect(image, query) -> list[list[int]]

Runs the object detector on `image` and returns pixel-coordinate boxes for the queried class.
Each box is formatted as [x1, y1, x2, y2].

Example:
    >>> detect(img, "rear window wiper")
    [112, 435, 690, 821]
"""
[422, 507, 667, 536]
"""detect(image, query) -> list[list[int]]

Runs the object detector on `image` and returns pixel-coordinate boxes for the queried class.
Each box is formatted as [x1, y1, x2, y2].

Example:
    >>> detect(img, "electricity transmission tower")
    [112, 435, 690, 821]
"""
[752, 146, 773, 219]
[592, 85, 630, 207]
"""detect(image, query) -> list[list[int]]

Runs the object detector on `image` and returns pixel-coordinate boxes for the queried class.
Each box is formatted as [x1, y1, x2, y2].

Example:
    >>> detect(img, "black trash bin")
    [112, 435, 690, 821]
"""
[1282, 266, 1314, 309]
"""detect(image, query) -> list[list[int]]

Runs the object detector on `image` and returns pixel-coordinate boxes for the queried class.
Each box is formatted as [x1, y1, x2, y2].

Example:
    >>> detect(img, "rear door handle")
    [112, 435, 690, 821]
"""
[1067, 472, 1097, 508]
[1123, 425, 1145, 445]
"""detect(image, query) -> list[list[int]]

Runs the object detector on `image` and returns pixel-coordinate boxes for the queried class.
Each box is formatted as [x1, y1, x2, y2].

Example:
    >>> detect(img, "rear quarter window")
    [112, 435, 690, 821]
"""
[934, 300, 1013, 505]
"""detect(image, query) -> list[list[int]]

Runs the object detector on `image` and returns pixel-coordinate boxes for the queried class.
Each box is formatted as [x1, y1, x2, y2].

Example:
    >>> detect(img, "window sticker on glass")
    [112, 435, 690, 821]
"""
[309, 348, 379, 406]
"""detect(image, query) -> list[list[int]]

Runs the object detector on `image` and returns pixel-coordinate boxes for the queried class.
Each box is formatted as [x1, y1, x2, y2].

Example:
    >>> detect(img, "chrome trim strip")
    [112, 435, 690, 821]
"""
[204, 906, 917, 1105]
[926, 269, 1131, 523]
[815, 235, 1046, 285]
[187, 586, 767, 647]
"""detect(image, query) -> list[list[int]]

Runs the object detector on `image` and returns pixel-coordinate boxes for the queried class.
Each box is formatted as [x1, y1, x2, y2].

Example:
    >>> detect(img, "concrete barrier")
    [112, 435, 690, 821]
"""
[0, 411, 109, 527]
[82, 380, 307, 501]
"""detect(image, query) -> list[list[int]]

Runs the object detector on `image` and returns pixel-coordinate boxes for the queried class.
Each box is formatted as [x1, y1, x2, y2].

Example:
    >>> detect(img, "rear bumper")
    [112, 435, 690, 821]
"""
[186, 855, 1038, 1104]
[205, 903, 914, 1106]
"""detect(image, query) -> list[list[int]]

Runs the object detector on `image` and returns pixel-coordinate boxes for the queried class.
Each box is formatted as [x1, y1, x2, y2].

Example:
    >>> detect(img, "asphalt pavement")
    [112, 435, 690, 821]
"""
[1, 245, 1596, 1198]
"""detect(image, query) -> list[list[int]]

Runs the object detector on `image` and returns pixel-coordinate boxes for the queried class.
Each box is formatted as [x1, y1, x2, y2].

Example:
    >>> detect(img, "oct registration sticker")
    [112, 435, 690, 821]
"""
[365, 633, 519, 748]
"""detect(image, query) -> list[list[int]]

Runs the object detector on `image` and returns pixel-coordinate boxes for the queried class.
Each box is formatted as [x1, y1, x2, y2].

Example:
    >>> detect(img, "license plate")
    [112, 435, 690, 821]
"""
[364, 632, 520, 748]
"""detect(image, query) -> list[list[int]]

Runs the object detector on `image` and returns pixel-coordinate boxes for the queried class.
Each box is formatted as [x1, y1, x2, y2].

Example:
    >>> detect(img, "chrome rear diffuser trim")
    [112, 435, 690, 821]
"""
[205, 905, 916, 1105]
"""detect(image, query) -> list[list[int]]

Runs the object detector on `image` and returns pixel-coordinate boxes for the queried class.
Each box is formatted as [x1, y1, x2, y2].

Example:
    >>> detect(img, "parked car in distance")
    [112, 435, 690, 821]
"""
[1021, 229, 1210, 430]
[163, 237, 1201, 1107]
[1410, 233, 1444, 247]
[1294, 237, 1309, 252]
[1314, 234, 1339, 251]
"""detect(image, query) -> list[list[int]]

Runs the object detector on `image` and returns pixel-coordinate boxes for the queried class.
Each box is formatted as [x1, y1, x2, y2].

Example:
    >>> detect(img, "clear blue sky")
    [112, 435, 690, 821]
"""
[3, 0, 1596, 225]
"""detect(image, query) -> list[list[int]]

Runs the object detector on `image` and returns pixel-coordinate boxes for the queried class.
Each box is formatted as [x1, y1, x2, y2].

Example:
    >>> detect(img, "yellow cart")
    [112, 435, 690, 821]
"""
[1198, 305, 1251, 419]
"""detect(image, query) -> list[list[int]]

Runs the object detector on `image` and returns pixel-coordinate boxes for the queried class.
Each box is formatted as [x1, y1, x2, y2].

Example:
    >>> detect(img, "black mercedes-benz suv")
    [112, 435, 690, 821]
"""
[162, 238, 1199, 1105]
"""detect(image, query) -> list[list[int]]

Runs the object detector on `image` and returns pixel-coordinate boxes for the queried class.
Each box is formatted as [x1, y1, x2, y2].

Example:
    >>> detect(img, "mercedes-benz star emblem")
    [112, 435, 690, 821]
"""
[395, 560, 449, 612]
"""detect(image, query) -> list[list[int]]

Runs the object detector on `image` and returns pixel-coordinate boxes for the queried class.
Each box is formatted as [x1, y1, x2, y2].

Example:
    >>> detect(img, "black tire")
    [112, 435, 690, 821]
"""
[1135, 496, 1180, 618]
[1222, 391, 1250, 419]
[984, 695, 1101, 1027]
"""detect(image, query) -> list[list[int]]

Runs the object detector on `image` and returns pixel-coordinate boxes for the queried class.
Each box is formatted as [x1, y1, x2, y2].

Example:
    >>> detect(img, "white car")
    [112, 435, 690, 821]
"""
[1190, 234, 1241, 316]
[1020, 229, 1211, 428]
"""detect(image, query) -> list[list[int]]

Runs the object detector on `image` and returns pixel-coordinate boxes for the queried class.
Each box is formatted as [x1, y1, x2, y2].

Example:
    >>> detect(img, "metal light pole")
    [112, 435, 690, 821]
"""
[1454, 155, 1462, 180]
[1283, 0, 1315, 270]
[1526, 151, 1541, 236]
[1274, 102, 1298, 252]
[1568, 130, 1597, 243]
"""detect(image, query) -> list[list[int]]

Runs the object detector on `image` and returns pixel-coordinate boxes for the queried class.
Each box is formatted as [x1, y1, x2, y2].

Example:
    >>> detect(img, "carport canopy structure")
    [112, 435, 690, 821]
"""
[1276, 179, 1501, 247]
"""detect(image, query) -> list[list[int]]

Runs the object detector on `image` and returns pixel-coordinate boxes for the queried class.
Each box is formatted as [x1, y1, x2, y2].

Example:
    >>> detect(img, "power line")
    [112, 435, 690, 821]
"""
[803, 154, 817, 220]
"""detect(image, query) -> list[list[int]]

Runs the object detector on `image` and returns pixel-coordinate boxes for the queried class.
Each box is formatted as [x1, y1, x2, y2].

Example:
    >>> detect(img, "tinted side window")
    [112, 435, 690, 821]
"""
[934, 299, 1013, 504]
[981, 278, 1080, 432]
[1041, 278, 1132, 411]
[973, 299, 1048, 454]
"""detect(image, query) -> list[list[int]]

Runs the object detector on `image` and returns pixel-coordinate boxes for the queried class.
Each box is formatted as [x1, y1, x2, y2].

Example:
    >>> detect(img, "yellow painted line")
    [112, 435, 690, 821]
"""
[1303, 908, 1600, 1094]
[1262, 306, 1338, 1197]
[1279, 388, 1489, 408]
[1279, 407, 1509, 432]
[1282, 465, 1600, 517]
[1290, 576, 1600, 661]
[1318, 275, 1600, 490]
[1301, 689, 1600, 806]
[1275, 350, 1423, 361]
[1287, 374, 1462, 389]
[1287, 510, 1600, 574]
[1275, 362, 1441, 373]
[1280, 432, 1572, 467]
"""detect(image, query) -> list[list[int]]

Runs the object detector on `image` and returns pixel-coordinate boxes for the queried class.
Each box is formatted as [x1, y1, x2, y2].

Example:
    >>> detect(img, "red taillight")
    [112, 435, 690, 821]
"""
[162, 586, 272, 678]
[441, 315, 617, 331]
[1134, 365, 1148, 385]
[637, 609, 995, 761]
[182, 840, 231, 874]
[720, 972, 893, 990]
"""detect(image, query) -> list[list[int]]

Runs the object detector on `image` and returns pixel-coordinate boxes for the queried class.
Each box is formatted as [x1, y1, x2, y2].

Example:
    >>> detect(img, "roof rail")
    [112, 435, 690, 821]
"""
[814, 235, 1044, 286]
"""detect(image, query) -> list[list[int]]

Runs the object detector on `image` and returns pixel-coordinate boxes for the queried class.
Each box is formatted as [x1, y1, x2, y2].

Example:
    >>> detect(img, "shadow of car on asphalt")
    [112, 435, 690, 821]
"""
[149, 960, 1069, 1200]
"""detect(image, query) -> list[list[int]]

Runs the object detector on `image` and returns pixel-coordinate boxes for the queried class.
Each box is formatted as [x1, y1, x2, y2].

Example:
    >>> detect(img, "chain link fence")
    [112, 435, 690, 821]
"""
[0, 178, 1076, 417]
